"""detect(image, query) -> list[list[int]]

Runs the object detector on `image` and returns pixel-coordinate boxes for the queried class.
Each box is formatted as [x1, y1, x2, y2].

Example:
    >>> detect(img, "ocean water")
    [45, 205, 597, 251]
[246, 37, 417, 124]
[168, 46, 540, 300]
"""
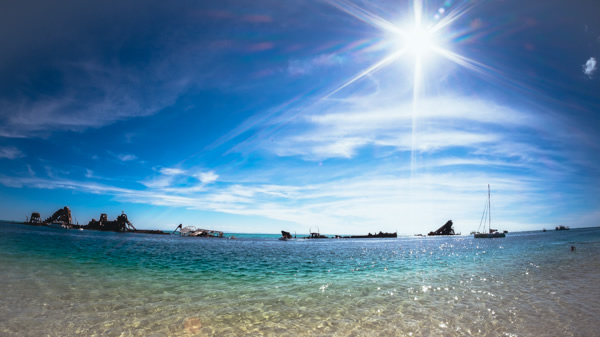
[1, 222, 599, 337]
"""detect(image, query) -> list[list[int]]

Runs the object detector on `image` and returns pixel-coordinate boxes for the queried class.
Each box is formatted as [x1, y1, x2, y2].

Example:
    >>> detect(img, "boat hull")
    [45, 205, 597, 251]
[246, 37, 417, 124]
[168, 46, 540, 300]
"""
[474, 232, 505, 238]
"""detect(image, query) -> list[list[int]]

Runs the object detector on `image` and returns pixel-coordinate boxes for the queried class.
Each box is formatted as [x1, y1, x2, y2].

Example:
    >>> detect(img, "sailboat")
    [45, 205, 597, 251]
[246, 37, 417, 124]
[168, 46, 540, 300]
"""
[474, 184, 505, 238]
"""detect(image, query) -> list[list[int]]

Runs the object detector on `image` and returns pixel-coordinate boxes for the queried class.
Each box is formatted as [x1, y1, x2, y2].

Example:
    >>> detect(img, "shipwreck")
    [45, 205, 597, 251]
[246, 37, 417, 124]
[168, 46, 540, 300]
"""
[341, 231, 397, 239]
[173, 224, 224, 238]
[84, 212, 167, 234]
[428, 220, 461, 236]
[24, 207, 73, 227]
[85, 212, 136, 232]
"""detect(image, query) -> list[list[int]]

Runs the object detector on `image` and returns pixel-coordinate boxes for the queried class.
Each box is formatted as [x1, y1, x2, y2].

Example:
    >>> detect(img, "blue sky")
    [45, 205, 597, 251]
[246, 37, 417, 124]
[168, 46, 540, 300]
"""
[1, 0, 599, 234]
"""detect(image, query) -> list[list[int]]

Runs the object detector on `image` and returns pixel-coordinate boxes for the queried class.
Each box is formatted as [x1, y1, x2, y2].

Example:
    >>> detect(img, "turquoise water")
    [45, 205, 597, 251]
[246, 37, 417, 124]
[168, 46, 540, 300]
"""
[1, 222, 599, 336]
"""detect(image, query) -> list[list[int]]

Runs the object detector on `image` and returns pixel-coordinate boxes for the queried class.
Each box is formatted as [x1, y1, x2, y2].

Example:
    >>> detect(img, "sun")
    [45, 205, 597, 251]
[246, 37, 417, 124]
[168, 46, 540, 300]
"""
[402, 25, 436, 56]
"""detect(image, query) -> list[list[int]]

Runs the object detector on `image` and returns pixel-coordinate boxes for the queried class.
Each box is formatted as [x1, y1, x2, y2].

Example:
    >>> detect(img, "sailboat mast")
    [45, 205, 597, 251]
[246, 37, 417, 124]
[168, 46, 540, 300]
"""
[488, 184, 491, 232]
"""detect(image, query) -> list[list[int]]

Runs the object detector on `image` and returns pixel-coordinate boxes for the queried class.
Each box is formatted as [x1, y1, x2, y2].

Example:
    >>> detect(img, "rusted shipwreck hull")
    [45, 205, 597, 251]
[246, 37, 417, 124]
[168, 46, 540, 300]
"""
[24, 207, 72, 227]
[84, 212, 168, 234]
[298, 230, 398, 239]
[333, 231, 397, 239]
[428, 220, 461, 236]
[85, 212, 136, 232]
[344, 231, 397, 238]
[174, 225, 224, 238]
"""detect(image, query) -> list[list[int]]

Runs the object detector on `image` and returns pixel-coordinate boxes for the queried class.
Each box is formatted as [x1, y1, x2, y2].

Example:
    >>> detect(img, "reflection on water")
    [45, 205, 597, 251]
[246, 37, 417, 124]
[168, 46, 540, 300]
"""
[1, 223, 599, 336]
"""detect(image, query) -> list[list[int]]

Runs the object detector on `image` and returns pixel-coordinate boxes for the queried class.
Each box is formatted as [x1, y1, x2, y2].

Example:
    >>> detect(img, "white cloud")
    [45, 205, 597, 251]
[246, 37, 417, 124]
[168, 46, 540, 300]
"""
[196, 171, 219, 184]
[141, 175, 175, 189]
[141, 168, 218, 193]
[0, 146, 24, 159]
[583, 57, 597, 78]
[160, 167, 186, 176]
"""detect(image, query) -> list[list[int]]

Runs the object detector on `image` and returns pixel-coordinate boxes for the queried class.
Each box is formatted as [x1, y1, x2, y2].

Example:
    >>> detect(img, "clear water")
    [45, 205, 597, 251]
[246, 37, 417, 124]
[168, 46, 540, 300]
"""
[1, 222, 599, 336]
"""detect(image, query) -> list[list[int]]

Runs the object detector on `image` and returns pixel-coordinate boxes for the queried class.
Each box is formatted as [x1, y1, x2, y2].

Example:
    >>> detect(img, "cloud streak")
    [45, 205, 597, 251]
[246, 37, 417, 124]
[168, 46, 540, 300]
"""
[0, 146, 24, 159]
[0, 60, 190, 138]
[288, 53, 346, 76]
[117, 154, 138, 162]
[141, 167, 219, 194]
[262, 94, 544, 162]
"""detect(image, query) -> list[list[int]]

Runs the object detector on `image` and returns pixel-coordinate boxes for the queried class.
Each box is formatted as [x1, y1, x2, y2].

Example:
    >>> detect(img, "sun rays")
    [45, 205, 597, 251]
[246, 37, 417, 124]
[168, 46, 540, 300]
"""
[323, 0, 496, 176]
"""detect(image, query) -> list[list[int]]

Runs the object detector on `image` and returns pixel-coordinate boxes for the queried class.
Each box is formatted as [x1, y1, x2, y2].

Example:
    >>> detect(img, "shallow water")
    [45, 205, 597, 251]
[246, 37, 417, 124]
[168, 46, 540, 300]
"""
[1, 222, 599, 336]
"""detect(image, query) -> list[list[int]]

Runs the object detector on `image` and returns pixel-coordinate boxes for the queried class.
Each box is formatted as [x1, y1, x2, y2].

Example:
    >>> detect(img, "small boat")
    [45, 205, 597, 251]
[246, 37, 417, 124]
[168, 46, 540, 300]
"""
[555, 225, 570, 231]
[475, 231, 505, 238]
[474, 185, 505, 239]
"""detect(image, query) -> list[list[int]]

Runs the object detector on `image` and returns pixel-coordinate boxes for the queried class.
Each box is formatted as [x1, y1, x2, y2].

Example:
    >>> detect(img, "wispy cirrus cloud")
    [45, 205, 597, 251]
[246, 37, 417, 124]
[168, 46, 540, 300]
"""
[0, 60, 190, 138]
[288, 53, 346, 76]
[117, 154, 138, 162]
[263, 95, 542, 162]
[160, 167, 186, 176]
[0, 0, 269, 139]
[0, 146, 24, 159]
[141, 167, 219, 193]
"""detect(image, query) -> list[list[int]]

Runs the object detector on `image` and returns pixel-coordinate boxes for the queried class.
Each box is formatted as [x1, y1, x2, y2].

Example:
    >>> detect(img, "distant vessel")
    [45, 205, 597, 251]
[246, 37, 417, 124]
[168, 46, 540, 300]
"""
[555, 225, 570, 231]
[305, 232, 328, 239]
[474, 185, 505, 239]
[304, 227, 328, 239]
